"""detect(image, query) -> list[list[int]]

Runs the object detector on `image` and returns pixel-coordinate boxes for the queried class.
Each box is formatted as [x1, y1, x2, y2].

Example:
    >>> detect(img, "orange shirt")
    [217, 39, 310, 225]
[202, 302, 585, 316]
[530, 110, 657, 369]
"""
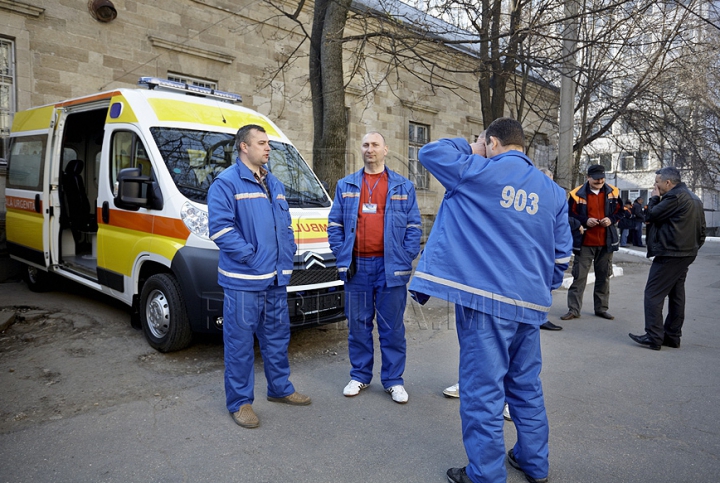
[354, 171, 388, 257]
[583, 190, 606, 246]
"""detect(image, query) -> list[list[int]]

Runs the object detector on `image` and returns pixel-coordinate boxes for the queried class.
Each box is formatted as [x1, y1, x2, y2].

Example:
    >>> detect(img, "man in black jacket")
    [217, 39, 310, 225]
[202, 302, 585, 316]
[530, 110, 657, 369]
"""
[629, 167, 706, 350]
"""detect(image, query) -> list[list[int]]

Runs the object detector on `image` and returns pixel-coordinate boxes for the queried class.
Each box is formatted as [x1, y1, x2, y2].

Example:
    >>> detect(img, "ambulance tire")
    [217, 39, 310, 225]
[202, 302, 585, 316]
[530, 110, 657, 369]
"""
[24, 264, 52, 293]
[140, 273, 193, 353]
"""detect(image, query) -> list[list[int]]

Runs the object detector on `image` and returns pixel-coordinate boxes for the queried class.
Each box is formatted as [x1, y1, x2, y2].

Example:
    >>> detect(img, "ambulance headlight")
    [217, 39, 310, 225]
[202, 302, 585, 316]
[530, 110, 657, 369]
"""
[181, 202, 210, 239]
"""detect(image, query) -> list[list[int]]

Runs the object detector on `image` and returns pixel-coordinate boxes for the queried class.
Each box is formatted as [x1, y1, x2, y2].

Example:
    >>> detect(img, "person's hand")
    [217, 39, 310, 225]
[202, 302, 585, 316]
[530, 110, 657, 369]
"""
[586, 217, 599, 227]
[470, 141, 486, 157]
[579, 226, 586, 235]
[599, 217, 612, 227]
[651, 186, 660, 197]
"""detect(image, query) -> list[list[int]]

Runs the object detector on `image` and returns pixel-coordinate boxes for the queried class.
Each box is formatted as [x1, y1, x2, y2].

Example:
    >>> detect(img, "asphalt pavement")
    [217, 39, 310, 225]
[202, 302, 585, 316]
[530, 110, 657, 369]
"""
[0, 242, 718, 483]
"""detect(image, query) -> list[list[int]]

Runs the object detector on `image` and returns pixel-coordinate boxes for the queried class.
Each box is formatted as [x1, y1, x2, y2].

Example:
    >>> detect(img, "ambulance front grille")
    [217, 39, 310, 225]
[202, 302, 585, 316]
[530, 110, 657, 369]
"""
[290, 267, 339, 286]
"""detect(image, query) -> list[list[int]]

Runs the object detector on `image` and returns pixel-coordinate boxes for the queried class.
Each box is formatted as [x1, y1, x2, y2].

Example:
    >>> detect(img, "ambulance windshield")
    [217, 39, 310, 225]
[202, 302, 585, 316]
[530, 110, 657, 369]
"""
[150, 127, 331, 207]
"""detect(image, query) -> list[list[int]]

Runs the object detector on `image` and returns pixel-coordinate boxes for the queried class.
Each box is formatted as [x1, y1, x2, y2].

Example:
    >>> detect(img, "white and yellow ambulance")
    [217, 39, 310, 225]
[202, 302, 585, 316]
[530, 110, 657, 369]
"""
[5, 77, 344, 352]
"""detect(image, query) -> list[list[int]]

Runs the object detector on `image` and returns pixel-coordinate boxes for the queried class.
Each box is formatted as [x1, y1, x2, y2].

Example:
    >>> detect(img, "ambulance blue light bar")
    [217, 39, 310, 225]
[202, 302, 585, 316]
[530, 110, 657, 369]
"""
[137, 77, 242, 103]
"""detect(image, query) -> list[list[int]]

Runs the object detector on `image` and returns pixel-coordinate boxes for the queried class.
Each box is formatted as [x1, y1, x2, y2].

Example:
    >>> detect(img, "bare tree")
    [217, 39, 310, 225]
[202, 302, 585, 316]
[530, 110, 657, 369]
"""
[258, 0, 719, 191]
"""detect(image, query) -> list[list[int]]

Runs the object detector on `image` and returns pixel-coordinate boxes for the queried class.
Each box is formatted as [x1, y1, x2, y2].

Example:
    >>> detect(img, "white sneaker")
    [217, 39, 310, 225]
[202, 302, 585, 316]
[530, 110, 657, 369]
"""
[386, 385, 409, 404]
[443, 383, 460, 398]
[343, 380, 369, 397]
[503, 402, 512, 421]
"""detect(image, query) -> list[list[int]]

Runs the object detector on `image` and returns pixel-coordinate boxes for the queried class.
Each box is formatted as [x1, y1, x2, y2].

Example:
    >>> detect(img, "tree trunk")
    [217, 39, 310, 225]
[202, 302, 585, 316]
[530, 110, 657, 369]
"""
[309, 0, 351, 197]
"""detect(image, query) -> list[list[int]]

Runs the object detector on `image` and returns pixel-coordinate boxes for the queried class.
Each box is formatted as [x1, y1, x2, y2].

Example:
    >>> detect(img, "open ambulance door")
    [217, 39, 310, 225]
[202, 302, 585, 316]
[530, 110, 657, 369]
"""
[5, 106, 59, 291]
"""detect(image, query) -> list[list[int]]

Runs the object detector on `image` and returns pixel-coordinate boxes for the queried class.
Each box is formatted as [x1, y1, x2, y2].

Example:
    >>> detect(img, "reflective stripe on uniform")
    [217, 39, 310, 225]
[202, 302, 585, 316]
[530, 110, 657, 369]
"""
[413, 271, 551, 312]
[218, 267, 277, 280]
[234, 192, 268, 200]
[555, 256, 571, 264]
[210, 226, 233, 241]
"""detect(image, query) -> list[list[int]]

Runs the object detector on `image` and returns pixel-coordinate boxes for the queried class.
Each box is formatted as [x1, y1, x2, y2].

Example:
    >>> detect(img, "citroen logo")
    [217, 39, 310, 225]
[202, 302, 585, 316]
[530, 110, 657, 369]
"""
[302, 251, 326, 269]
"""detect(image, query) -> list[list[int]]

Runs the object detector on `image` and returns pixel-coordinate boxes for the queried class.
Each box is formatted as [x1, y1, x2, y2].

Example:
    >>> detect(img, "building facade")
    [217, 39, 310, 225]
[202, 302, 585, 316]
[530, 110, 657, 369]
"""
[1, 0, 559, 240]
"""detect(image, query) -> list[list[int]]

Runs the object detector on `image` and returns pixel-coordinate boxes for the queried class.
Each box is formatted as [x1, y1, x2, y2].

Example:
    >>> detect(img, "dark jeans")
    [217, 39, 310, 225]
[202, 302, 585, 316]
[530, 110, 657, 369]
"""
[567, 245, 613, 315]
[644, 255, 696, 345]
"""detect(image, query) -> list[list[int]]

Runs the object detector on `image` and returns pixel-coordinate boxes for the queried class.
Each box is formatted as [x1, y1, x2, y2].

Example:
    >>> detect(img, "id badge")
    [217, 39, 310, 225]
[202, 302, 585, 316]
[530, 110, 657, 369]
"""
[362, 203, 378, 214]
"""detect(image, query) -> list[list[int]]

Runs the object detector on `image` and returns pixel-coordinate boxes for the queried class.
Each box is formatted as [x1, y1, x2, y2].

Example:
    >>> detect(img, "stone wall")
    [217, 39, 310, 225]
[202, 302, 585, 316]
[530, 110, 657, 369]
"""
[1, 0, 559, 226]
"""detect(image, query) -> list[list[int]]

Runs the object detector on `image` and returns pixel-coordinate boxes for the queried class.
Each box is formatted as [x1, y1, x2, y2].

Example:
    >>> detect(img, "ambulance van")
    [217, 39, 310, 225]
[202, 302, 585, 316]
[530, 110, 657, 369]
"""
[5, 77, 344, 352]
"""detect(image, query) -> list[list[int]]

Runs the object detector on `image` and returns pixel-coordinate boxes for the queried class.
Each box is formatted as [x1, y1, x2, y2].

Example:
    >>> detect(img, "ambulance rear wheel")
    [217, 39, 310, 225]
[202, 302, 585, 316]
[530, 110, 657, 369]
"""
[24, 265, 52, 293]
[140, 273, 192, 352]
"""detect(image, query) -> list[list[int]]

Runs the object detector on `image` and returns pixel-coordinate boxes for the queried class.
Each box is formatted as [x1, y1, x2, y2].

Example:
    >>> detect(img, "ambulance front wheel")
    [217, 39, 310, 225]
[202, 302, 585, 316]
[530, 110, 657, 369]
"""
[140, 273, 193, 352]
[24, 265, 52, 292]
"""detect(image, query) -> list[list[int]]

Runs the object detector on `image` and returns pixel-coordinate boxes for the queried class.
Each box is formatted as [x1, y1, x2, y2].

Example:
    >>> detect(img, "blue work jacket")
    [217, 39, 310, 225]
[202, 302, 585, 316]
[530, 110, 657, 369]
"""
[328, 167, 422, 288]
[208, 159, 296, 291]
[409, 138, 573, 325]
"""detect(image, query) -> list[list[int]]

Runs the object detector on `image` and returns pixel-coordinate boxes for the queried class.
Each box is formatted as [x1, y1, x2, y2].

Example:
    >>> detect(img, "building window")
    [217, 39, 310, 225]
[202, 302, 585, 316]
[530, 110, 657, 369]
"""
[620, 150, 648, 171]
[587, 153, 613, 172]
[409, 122, 430, 189]
[167, 73, 217, 90]
[0, 38, 16, 164]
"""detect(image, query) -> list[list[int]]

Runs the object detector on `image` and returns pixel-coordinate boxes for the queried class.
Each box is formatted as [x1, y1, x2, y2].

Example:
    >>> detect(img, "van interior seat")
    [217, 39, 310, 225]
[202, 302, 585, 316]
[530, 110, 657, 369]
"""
[62, 159, 98, 242]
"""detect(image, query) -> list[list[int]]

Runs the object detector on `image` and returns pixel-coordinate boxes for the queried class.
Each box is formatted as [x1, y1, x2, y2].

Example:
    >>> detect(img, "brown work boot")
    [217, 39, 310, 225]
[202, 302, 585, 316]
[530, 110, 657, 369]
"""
[560, 311, 580, 320]
[267, 391, 312, 406]
[231, 404, 259, 428]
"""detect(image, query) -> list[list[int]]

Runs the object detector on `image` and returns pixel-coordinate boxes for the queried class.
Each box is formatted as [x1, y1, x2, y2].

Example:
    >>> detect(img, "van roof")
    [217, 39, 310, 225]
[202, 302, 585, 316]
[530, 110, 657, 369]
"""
[11, 87, 289, 144]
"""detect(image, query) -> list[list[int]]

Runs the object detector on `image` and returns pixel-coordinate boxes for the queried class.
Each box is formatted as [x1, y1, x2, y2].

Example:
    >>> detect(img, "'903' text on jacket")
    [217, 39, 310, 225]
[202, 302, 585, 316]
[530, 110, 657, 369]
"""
[409, 138, 573, 325]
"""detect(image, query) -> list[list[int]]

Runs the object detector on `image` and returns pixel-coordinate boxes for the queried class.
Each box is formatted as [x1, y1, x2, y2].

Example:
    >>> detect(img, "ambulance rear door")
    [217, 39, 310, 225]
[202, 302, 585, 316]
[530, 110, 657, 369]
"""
[5, 106, 59, 273]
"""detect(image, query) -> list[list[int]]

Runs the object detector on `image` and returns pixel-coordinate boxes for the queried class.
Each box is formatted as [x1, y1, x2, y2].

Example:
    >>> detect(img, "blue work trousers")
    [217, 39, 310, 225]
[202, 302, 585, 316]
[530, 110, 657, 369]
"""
[223, 285, 295, 413]
[345, 256, 407, 389]
[456, 305, 549, 483]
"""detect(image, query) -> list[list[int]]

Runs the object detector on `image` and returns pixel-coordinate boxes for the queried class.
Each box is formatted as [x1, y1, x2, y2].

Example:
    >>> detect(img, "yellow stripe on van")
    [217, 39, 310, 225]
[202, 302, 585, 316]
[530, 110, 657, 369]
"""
[11, 106, 55, 133]
[6, 209, 44, 251]
[147, 98, 280, 136]
[98, 225, 186, 277]
[293, 218, 328, 244]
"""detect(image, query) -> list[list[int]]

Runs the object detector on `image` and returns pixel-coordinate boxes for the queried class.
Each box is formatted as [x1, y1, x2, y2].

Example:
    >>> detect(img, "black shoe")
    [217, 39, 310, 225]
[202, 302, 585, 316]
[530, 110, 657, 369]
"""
[507, 449, 549, 483]
[560, 311, 580, 320]
[595, 311, 615, 320]
[628, 333, 661, 350]
[540, 321, 563, 331]
[446, 467, 473, 483]
[662, 336, 681, 348]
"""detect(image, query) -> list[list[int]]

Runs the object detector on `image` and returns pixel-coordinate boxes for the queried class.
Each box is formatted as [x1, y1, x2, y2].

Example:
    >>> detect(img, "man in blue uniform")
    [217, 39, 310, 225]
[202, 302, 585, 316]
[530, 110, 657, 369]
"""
[328, 131, 422, 404]
[409, 118, 572, 483]
[208, 124, 311, 429]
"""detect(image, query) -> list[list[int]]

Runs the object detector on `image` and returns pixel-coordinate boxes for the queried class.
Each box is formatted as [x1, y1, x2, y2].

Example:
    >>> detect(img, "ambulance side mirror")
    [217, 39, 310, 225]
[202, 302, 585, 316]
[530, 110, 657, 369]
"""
[115, 167, 164, 211]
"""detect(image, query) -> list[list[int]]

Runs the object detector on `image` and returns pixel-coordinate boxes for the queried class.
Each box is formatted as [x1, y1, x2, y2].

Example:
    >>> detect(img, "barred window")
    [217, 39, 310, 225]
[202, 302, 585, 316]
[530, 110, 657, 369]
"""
[167, 73, 217, 90]
[408, 122, 430, 189]
[1, 38, 16, 164]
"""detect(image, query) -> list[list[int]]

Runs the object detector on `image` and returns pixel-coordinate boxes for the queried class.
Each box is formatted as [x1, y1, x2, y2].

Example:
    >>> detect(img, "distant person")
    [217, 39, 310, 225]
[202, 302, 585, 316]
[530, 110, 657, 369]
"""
[328, 131, 422, 404]
[619, 201, 634, 247]
[561, 164, 623, 321]
[632, 197, 646, 246]
[410, 118, 572, 483]
[208, 124, 311, 429]
[629, 167, 705, 350]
